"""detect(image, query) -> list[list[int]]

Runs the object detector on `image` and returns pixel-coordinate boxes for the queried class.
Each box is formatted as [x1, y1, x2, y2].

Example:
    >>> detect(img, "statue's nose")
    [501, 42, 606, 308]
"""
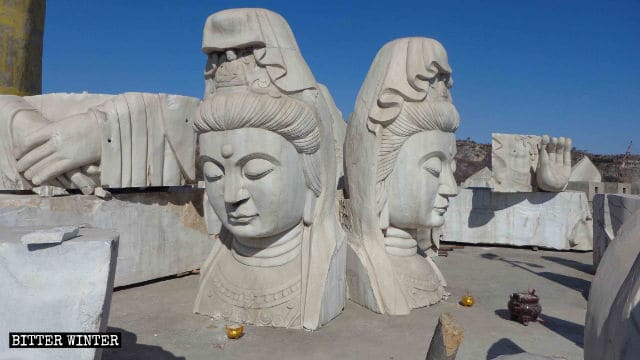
[438, 168, 458, 197]
[224, 177, 250, 205]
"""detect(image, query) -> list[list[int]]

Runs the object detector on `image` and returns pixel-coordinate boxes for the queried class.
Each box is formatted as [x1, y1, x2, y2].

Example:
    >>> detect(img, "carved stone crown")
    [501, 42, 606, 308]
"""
[209, 48, 281, 97]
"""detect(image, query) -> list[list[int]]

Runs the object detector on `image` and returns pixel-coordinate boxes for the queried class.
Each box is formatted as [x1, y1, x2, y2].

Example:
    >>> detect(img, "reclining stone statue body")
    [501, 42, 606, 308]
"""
[0, 92, 199, 192]
[344, 37, 459, 315]
[492, 133, 573, 193]
[192, 8, 346, 330]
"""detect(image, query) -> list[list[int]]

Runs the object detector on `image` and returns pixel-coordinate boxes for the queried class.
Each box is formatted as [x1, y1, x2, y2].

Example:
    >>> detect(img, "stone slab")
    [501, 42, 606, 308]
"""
[0, 226, 118, 360]
[462, 166, 492, 189]
[569, 156, 601, 183]
[20, 225, 80, 244]
[592, 193, 640, 268]
[0, 188, 218, 287]
[441, 188, 592, 250]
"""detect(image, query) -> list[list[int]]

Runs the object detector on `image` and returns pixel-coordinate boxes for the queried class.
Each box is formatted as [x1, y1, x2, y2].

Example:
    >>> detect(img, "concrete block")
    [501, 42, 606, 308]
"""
[0, 188, 218, 287]
[442, 188, 592, 250]
[0, 226, 118, 360]
[592, 194, 640, 268]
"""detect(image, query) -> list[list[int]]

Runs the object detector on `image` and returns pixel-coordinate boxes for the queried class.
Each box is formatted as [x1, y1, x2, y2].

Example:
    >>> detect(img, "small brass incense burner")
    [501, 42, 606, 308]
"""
[225, 323, 244, 339]
[460, 291, 475, 307]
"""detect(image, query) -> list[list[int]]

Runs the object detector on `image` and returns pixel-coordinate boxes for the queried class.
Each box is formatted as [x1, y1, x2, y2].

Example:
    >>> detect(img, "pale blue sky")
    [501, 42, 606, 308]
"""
[42, 0, 640, 154]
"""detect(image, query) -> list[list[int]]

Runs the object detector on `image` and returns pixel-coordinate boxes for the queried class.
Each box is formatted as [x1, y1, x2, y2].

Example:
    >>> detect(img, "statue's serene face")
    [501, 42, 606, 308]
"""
[387, 130, 458, 229]
[200, 128, 307, 239]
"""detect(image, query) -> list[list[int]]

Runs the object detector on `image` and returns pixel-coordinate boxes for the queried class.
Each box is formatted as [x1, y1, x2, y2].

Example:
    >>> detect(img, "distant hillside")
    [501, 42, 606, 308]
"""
[454, 140, 491, 184]
[454, 139, 640, 184]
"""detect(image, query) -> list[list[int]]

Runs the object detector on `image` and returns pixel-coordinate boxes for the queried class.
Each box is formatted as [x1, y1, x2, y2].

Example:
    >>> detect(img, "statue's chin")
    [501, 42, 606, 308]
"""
[425, 212, 446, 228]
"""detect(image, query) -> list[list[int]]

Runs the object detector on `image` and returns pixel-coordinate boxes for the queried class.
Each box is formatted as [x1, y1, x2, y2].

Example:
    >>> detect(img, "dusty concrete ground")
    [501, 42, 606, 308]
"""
[104, 245, 593, 360]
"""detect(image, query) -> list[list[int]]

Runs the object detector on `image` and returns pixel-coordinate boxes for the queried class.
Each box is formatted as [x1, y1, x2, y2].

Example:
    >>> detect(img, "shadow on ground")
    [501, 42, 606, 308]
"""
[537, 271, 591, 300]
[481, 252, 591, 300]
[541, 255, 594, 275]
[486, 338, 526, 359]
[494, 309, 584, 349]
[103, 327, 185, 360]
[539, 313, 585, 348]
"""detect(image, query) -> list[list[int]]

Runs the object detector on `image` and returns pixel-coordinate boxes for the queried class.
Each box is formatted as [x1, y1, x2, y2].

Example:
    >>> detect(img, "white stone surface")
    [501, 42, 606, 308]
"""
[20, 225, 80, 244]
[570, 156, 601, 182]
[585, 209, 640, 360]
[0, 226, 118, 360]
[344, 37, 458, 315]
[494, 354, 565, 360]
[0, 189, 215, 287]
[592, 193, 640, 268]
[462, 166, 492, 188]
[0, 92, 199, 191]
[193, 8, 345, 330]
[492, 133, 572, 193]
[441, 188, 592, 250]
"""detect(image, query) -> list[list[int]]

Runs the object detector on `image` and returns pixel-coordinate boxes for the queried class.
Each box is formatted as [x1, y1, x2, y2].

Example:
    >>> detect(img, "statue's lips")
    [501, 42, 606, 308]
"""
[433, 207, 448, 215]
[227, 214, 258, 224]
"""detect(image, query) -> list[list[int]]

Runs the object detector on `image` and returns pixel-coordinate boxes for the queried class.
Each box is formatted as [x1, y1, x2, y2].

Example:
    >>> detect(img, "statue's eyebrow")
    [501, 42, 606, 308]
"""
[419, 151, 446, 165]
[237, 152, 281, 166]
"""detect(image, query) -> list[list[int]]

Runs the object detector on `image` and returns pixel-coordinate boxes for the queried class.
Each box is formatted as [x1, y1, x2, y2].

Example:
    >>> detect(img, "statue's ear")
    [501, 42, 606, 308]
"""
[303, 189, 317, 226]
[378, 199, 389, 230]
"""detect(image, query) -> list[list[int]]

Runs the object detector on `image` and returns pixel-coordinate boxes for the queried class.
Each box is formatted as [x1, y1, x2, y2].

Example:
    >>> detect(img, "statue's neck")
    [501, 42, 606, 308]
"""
[231, 222, 303, 267]
[383, 226, 418, 257]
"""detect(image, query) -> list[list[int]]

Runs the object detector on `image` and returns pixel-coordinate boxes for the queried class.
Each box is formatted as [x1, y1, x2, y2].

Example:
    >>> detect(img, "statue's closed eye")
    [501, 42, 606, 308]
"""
[244, 158, 275, 180]
[423, 157, 442, 177]
[204, 162, 224, 182]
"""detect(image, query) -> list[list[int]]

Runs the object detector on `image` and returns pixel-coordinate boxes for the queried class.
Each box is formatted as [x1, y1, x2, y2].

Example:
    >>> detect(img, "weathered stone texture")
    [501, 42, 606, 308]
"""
[442, 188, 592, 250]
[0, 226, 117, 360]
[0, 189, 216, 286]
[0, 0, 45, 95]
[592, 193, 640, 268]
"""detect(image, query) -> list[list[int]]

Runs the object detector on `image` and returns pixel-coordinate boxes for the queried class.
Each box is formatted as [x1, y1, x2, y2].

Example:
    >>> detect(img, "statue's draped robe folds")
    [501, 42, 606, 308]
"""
[345, 38, 456, 315]
[0, 93, 199, 190]
[192, 8, 345, 330]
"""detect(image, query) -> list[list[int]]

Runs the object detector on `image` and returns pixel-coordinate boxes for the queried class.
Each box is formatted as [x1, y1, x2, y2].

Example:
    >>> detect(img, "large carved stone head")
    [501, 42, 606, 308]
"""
[193, 8, 344, 330]
[344, 37, 459, 314]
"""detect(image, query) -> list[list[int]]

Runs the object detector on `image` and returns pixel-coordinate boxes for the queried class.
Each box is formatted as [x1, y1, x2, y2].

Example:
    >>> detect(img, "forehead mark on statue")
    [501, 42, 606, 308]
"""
[221, 144, 234, 158]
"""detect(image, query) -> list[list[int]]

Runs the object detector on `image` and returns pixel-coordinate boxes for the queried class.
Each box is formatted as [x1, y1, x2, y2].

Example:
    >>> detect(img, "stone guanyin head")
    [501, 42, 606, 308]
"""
[193, 8, 345, 331]
[344, 37, 459, 315]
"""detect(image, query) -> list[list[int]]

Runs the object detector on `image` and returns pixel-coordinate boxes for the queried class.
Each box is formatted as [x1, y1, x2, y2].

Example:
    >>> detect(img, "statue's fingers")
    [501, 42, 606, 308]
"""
[24, 153, 56, 180]
[548, 137, 558, 162]
[538, 137, 550, 166]
[32, 159, 74, 186]
[16, 141, 54, 172]
[45, 178, 65, 188]
[82, 165, 101, 175]
[56, 174, 73, 188]
[564, 138, 573, 166]
[14, 126, 52, 159]
[556, 137, 565, 163]
[67, 170, 97, 193]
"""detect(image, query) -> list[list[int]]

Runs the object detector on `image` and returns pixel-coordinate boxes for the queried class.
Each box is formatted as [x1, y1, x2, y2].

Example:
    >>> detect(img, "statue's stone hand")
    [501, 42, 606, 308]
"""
[15, 112, 101, 186]
[11, 110, 49, 153]
[536, 135, 572, 192]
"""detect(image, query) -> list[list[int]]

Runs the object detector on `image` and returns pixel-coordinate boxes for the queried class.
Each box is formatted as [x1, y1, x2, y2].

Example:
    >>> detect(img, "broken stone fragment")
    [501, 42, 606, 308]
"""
[32, 185, 69, 197]
[20, 225, 80, 245]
